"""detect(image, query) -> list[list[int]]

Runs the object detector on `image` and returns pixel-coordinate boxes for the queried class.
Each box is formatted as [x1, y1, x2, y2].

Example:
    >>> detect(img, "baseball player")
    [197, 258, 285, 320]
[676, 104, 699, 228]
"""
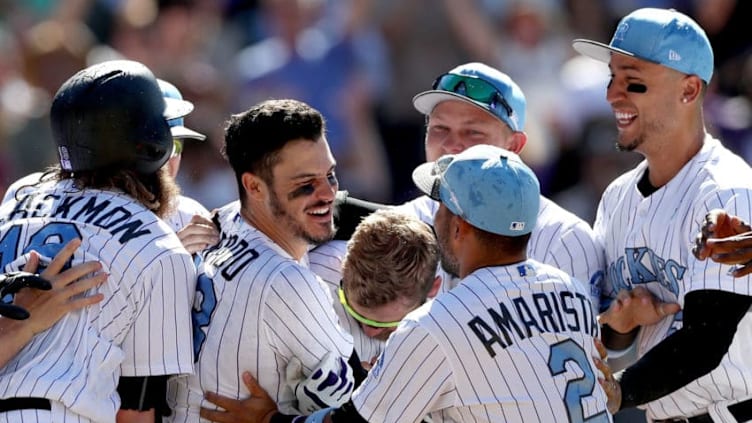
[573, 8, 752, 422]
[308, 208, 441, 369]
[156, 79, 220, 254]
[157, 79, 210, 230]
[1, 79, 220, 256]
[166, 99, 354, 422]
[395, 62, 605, 313]
[0, 60, 195, 422]
[235, 144, 612, 423]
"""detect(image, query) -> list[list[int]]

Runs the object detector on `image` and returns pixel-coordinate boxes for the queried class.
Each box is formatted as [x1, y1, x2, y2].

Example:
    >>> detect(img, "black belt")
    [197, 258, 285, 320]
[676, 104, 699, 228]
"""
[654, 396, 752, 423]
[0, 397, 51, 412]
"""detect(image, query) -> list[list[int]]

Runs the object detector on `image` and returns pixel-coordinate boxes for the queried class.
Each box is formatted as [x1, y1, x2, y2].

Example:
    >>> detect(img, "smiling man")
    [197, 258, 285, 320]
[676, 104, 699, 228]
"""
[166, 99, 355, 421]
[573, 8, 752, 422]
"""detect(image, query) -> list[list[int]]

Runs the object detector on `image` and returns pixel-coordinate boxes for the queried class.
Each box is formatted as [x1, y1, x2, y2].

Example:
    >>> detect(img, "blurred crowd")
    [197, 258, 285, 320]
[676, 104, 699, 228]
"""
[1, 0, 750, 224]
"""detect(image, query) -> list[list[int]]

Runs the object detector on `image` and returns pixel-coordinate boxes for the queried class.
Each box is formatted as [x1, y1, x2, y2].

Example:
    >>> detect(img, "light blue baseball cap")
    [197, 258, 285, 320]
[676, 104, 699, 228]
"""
[157, 79, 207, 141]
[572, 8, 713, 83]
[412, 144, 540, 236]
[412, 62, 527, 132]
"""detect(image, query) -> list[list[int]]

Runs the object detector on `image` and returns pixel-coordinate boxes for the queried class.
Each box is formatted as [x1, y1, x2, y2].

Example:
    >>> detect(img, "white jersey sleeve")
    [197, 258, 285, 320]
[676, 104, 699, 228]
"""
[529, 196, 605, 312]
[119, 252, 196, 376]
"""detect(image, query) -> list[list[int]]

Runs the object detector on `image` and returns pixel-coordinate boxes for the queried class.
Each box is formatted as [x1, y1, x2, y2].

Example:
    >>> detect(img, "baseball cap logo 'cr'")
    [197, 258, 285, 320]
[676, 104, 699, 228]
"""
[572, 8, 714, 83]
[412, 144, 540, 236]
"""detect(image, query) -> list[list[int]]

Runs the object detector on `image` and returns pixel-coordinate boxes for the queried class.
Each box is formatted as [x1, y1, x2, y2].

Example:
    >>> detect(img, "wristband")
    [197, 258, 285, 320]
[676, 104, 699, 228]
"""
[304, 407, 334, 423]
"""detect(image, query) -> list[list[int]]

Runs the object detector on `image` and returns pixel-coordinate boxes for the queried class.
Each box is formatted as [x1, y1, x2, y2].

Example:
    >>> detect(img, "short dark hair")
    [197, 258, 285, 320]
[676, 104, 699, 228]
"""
[473, 226, 531, 254]
[222, 99, 325, 194]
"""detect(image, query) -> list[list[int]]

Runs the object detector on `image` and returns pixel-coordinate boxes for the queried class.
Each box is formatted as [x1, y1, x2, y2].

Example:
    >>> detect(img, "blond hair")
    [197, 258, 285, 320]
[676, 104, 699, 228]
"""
[342, 209, 439, 308]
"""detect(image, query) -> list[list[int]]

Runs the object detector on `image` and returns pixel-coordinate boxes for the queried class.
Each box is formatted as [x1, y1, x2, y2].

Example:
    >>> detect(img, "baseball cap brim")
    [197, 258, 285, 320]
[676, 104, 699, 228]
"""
[411, 161, 442, 201]
[163, 97, 194, 121]
[413, 90, 500, 121]
[572, 39, 636, 64]
[170, 125, 207, 141]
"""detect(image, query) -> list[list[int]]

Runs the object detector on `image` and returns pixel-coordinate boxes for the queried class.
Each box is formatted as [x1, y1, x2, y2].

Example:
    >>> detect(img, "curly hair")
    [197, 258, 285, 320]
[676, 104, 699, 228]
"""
[342, 209, 439, 309]
[50, 165, 179, 218]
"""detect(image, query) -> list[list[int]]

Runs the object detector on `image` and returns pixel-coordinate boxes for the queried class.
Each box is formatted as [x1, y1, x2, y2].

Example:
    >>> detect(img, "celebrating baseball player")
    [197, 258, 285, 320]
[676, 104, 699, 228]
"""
[396, 61, 604, 311]
[0, 60, 196, 422]
[231, 144, 611, 423]
[166, 99, 355, 421]
[573, 8, 752, 422]
[156, 79, 211, 229]
[307, 208, 441, 370]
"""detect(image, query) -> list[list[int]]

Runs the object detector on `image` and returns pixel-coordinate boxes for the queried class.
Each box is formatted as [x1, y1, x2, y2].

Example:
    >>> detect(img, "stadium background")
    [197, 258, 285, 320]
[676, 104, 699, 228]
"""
[0, 0, 749, 224]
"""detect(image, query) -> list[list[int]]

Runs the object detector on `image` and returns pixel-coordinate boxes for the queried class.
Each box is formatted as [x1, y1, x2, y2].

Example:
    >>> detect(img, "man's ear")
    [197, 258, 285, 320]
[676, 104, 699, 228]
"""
[427, 275, 442, 299]
[456, 217, 475, 240]
[681, 75, 703, 104]
[242, 172, 267, 203]
[507, 131, 527, 154]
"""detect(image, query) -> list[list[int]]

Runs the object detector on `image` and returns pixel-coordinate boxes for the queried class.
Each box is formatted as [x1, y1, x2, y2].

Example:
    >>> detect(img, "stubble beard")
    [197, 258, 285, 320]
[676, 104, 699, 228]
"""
[269, 189, 334, 245]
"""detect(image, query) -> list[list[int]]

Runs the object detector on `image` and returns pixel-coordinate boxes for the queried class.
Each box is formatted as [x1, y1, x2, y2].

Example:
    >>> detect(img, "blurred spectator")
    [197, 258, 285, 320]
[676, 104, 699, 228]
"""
[370, 0, 497, 202]
[0, 0, 749, 216]
[231, 0, 392, 201]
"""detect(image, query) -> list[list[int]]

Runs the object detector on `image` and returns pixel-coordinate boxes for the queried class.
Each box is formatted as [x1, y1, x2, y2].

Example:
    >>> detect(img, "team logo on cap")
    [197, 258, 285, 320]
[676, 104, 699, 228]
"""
[58, 146, 72, 171]
[613, 22, 629, 42]
[510, 221, 526, 231]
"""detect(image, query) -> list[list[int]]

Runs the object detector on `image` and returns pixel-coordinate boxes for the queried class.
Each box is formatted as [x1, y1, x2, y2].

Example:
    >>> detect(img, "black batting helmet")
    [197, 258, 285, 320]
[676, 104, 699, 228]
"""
[50, 60, 192, 174]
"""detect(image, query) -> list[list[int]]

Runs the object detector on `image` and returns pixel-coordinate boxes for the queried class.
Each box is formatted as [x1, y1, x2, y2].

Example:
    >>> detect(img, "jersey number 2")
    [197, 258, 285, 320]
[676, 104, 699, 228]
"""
[548, 339, 609, 423]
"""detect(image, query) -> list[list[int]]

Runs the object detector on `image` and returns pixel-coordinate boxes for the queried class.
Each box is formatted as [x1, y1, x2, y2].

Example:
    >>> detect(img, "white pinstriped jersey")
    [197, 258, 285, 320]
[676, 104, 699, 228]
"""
[0, 179, 195, 423]
[309, 241, 385, 363]
[397, 195, 605, 310]
[166, 201, 353, 421]
[165, 195, 211, 233]
[352, 260, 611, 423]
[594, 136, 752, 420]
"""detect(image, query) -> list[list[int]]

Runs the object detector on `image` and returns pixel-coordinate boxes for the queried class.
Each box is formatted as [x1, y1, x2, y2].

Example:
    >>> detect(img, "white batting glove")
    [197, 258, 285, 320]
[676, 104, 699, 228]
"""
[286, 352, 354, 414]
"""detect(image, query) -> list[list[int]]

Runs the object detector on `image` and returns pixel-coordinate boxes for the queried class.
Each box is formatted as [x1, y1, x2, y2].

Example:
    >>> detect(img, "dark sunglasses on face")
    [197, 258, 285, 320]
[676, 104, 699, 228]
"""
[432, 73, 514, 117]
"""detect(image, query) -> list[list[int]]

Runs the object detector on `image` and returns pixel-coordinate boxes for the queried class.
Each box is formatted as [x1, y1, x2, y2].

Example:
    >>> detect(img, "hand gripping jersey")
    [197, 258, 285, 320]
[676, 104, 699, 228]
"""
[594, 136, 752, 420]
[0, 179, 195, 422]
[396, 195, 605, 311]
[352, 259, 611, 423]
[167, 201, 353, 421]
